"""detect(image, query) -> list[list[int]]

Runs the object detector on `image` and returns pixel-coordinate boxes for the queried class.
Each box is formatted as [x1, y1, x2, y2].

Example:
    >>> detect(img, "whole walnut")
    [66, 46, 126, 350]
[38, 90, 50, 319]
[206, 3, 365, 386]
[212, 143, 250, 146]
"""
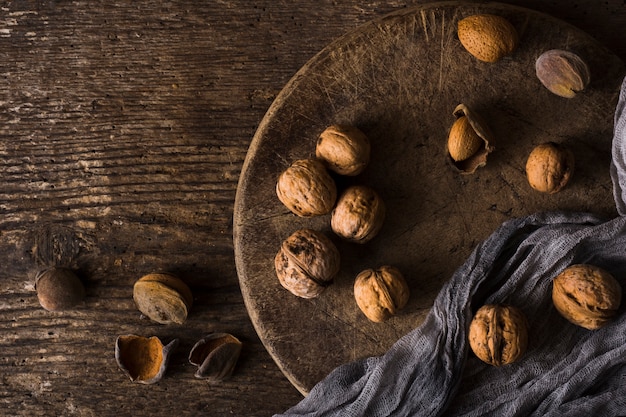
[525, 142, 574, 194]
[331, 185, 385, 243]
[468, 304, 528, 366]
[276, 158, 337, 217]
[354, 265, 409, 322]
[552, 264, 622, 330]
[274, 229, 340, 298]
[316, 125, 370, 176]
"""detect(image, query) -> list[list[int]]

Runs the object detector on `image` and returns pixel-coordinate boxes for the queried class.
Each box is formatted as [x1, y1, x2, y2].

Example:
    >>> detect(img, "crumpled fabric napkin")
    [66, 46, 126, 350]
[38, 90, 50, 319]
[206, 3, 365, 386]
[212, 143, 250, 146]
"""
[275, 77, 626, 417]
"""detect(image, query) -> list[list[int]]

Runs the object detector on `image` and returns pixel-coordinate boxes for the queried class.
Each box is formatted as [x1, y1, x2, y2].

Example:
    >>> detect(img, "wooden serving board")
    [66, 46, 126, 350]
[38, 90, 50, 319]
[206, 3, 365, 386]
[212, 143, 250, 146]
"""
[234, 1, 625, 395]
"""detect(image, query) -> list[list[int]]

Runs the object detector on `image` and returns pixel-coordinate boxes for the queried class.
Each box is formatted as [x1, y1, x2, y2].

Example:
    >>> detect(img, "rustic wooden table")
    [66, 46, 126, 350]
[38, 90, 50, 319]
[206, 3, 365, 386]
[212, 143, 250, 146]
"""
[1, 1, 624, 416]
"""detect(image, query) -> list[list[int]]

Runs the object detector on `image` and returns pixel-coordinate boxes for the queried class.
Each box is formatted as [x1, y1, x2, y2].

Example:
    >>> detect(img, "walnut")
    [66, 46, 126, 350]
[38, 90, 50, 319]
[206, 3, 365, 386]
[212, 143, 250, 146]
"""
[331, 185, 385, 243]
[354, 265, 409, 322]
[468, 304, 528, 366]
[525, 142, 574, 193]
[276, 158, 337, 217]
[552, 264, 622, 330]
[274, 229, 340, 298]
[316, 125, 370, 176]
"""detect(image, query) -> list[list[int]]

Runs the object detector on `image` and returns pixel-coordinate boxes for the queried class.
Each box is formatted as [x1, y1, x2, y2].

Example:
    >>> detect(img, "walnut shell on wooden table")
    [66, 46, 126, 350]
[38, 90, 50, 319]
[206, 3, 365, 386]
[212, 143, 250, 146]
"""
[331, 185, 385, 243]
[315, 124, 370, 176]
[354, 265, 409, 323]
[525, 142, 574, 194]
[276, 158, 337, 217]
[274, 228, 340, 299]
[552, 264, 622, 330]
[468, 304, 528, 366]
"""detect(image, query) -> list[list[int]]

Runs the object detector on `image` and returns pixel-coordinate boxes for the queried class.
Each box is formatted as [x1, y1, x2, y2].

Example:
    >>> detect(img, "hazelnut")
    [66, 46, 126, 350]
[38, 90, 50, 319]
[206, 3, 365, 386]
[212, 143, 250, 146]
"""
[552, 264, 622, 330]
[446, 104, 495, 174]
[354, 265, 409, 322]
[115, 335, 179, 384]
[316, 125, 370, 176]
[331, 185, 385, 243]
[457, 14, 518, 63]
[133, 273, 193, 325]
[189, 333, 243, 382]
[468, 304, 528, 366]
[536, 49, 590, 98]
[276, 158, 337, 217]
[525, 142, 574, 194]
[35, 267, 85, 311]
[274, 228, 340, 298]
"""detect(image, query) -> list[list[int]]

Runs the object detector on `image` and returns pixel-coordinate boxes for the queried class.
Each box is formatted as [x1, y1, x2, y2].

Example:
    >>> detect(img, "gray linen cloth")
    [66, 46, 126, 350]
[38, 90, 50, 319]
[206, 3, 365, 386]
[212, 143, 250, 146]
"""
[276, 76, 626, 417]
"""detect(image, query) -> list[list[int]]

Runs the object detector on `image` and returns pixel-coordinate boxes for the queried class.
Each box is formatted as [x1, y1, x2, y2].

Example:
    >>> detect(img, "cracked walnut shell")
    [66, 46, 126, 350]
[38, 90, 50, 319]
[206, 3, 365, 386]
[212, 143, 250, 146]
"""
[276, 158, 337, 217]
[115, 335, 179, 384]
[133, 273, 193, 325]
[275, 228, 340, 298]
[552, 264, 622, 330]
[447, 104, 495, 174]
[468, 304, 528, 366]
[354, 265, 409, 323]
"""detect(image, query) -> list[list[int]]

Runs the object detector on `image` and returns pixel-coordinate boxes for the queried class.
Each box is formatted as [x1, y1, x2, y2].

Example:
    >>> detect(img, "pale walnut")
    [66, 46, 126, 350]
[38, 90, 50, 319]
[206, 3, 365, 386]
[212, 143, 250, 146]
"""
[331, 185, 385, 243]
[274, 229, 340, 299]
[525, 142, 574, 194]
[316, 125, 370, 176]
[469, 304, 529, 366]
[276, 158, 337, 217]
[552, 264, 622, 330]
[354, 265, 409, 322]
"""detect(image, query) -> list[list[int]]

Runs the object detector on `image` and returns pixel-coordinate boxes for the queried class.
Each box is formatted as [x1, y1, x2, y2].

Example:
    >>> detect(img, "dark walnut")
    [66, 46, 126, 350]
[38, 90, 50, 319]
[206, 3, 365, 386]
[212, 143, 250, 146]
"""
[274, 228, 340, 298]
[331, 185, 385, 243]
[276, 158, 337, 217]
[468, 304, 529, 366]
[353, 265, 409, 322]
[552, 264, 622, 330]
[35, 267, 86, 312]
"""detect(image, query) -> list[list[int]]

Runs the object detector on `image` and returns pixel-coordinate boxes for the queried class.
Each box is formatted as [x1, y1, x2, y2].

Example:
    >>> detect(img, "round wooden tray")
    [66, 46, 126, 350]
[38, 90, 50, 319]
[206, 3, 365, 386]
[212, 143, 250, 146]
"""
[234, 1, 625, 395]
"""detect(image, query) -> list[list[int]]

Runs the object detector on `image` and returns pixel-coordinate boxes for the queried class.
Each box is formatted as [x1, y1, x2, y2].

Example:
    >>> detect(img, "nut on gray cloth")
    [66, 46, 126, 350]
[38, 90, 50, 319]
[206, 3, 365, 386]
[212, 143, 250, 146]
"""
[275, 76, 626, 417]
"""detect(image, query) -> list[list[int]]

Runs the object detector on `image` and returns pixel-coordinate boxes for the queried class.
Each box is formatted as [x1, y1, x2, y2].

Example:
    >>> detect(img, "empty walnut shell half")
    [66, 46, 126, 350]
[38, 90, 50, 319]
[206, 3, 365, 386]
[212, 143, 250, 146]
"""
[35, 267, 86, 312]
[331, 185, 385, 243]
[275, 228, 340, 298]
[316, 125, 371, 176]
[468, 304, 528, 366]
[133, 273, 194, 325]
[536, 49, 590, 98]
[552, 264, 622, 330]
[115, 335, 179, 384]
[189, 333, 243, 382]
[525, 142, 574, 194]
[354, 265, 410, 322]
[457, 14, 518, 63]
[276, 158, 337, 217]
[447, 104, 495, 174]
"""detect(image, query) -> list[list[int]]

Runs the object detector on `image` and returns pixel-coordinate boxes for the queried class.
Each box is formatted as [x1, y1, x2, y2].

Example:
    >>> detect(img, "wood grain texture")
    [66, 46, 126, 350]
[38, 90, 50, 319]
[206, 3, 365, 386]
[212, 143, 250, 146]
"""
[0, 1, 625, 416]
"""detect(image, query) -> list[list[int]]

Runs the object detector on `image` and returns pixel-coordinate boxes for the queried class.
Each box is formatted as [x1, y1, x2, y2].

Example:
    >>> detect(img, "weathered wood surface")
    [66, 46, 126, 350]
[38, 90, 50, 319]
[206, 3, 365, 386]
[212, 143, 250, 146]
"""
[234, 1, 625, 396]
[0, 1, 625, 416]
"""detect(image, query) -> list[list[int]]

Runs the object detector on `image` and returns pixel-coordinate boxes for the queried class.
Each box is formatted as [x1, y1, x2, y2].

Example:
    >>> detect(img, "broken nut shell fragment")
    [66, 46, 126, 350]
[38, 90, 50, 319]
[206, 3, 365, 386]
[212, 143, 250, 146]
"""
[35, 267, 86, 312]
[115, 335, 179, 384]
[133, 273, 193, 325]
[447, 104, 495, 174]
[189, 333, 243, 382]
